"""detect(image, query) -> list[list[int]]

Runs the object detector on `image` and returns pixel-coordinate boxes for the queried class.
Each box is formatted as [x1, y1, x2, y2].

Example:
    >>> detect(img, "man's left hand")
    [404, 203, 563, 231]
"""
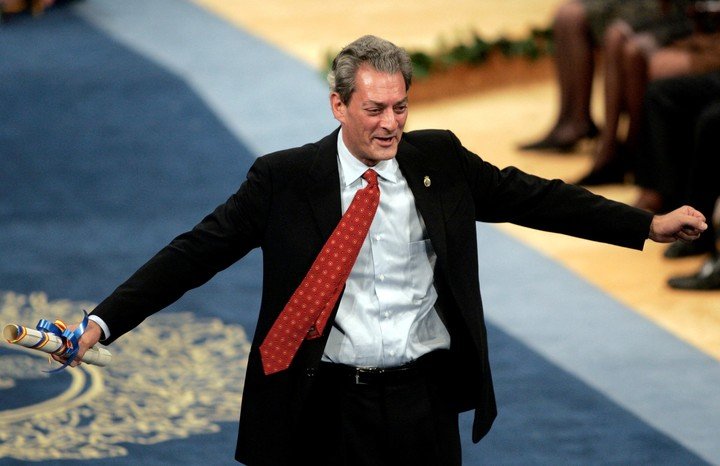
[50, 320, 103, 368]
[649, 205, 708, 243]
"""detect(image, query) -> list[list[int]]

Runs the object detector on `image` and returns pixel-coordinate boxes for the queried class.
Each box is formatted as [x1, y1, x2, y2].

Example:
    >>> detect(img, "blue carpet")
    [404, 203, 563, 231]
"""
[0, 2, 716, 465]
[0, 4, 263, 329]
[471, 324, 706, 465]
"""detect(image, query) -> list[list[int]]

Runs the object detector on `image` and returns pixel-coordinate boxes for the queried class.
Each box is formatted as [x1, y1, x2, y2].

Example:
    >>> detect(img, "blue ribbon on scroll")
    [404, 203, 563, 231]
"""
[36, 311, 89, 373]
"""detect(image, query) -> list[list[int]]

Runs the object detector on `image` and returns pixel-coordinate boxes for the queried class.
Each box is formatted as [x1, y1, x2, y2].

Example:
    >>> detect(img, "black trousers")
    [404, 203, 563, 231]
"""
[294, 350, 461, 466]
[636, 71, 720, 222]
[687, 101, 720, 240]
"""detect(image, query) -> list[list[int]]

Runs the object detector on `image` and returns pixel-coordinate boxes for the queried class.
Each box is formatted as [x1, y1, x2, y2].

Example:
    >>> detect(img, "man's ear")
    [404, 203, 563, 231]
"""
[330, 92, 346, 123]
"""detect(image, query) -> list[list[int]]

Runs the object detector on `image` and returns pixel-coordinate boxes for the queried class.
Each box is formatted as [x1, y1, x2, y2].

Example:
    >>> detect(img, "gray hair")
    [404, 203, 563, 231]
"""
[328, 35, 413, 104]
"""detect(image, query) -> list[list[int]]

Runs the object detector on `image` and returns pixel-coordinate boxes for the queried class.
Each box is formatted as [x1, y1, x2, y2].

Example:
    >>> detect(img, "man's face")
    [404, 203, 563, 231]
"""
[330, 64, 408, 166]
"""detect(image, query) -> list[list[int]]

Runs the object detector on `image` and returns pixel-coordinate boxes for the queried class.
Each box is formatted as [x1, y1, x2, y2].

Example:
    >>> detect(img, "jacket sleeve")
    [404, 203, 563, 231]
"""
[447, 131, 653, 250]
[91, 156, 273, 344]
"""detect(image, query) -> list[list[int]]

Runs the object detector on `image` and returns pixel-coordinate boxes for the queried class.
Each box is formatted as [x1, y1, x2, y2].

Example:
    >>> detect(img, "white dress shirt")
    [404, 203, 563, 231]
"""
[321, 129, 451, 368]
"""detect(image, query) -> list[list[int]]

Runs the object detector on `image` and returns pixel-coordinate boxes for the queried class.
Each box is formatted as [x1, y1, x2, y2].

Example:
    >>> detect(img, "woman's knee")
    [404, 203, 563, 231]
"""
[604, 20, 632, 49]
[554, 0, 588, 34]
[621, 35, 651, 74]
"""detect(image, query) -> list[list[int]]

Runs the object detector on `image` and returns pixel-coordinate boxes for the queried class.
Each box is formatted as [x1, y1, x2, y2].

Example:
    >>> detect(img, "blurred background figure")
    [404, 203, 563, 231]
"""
[0, 0, 57, 17]
[632, 71, 720, 290]
[519, 0, 692, 154]
[579, 0, 720, 186]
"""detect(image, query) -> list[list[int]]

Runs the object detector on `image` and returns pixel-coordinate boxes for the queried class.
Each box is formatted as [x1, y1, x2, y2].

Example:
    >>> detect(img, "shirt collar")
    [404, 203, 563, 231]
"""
[337, 128, 399, 187]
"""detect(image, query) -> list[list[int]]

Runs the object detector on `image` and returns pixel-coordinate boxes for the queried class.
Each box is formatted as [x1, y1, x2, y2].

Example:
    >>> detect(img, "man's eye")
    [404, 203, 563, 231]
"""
[366, 109, 381, 115]
[394, 105, 407, 113]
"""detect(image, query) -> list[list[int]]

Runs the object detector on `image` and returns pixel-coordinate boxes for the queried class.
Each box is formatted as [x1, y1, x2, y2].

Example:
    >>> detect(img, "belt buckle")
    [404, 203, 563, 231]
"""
[354, 372, 366, 385]
[354, 367, 382, 385]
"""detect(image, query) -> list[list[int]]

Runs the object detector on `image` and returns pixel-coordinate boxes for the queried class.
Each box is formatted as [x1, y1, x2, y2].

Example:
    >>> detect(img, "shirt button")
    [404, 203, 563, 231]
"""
[384, 311, 390, 318]
[379, 274, 385, 281]
[374, 234, 381, 241]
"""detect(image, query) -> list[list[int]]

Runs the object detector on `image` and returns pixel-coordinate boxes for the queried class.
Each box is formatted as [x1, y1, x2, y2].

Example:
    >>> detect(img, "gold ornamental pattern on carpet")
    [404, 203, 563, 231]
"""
[0, 291, 250, 461]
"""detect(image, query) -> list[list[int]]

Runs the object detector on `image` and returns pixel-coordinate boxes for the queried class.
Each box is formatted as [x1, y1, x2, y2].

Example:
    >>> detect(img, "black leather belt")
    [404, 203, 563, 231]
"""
[319, 360, 421, 385]
[317, 351, 450, 386]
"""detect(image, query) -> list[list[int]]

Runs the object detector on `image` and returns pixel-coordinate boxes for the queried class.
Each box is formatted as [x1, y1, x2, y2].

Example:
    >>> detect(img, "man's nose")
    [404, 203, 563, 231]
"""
[380, 108, 398, 130]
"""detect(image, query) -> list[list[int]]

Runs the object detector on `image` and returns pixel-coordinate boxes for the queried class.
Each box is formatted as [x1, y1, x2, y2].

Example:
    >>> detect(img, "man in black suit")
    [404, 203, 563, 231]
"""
[64, 35, 707, 465]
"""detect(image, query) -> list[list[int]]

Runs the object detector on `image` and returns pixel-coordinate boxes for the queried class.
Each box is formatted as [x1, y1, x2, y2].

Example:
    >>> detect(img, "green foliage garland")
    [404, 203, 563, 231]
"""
[324, 27, 554, 79]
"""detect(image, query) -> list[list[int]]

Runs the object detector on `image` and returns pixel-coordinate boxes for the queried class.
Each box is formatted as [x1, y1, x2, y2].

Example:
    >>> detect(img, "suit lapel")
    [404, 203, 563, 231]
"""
[304, 130, 449, 265]
[305, 129, 342, 240]
[396, 139, 448, 265]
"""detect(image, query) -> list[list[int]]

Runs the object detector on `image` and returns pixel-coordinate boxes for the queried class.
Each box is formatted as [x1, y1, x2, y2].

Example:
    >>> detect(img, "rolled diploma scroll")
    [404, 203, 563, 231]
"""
[3, 324, 112, 367]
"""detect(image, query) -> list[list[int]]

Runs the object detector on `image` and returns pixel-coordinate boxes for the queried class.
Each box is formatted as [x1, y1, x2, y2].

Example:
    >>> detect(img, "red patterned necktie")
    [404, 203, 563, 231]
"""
[259, 169, 380, 375]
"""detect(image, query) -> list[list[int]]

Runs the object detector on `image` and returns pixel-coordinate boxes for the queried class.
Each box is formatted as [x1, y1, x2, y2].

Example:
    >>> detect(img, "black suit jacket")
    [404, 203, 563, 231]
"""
[92, 128, 653, 465]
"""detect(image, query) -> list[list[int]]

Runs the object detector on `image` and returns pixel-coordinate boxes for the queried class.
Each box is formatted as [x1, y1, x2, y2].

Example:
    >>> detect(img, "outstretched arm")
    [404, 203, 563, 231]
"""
[649, 205, 708, 243]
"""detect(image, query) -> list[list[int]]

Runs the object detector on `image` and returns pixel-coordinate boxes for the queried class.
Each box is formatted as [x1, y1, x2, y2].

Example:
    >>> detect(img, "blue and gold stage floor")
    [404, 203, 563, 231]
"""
[1, 1, 719, 464]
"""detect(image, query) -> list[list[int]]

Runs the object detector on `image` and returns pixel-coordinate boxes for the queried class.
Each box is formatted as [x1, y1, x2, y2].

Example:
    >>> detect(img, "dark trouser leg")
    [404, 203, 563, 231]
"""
[687, 100, 720, 250]
[636, 73, 720, 209]
[298, 352, 461, 466]
[383, 374, 461, 466]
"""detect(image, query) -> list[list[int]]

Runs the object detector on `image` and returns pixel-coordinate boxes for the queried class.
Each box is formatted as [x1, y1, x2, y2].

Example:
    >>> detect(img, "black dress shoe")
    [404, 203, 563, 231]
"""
[668, 255, 720, 290]
[664, 239, 716, 259]
[518, 123, 599, 153]
[518, 137, 579, 152]
[575, 158, 627, 186]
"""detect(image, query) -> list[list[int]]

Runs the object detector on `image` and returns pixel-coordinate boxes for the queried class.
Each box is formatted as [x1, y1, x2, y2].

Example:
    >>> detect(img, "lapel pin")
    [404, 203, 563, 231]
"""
[423, 176, 431, 188]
